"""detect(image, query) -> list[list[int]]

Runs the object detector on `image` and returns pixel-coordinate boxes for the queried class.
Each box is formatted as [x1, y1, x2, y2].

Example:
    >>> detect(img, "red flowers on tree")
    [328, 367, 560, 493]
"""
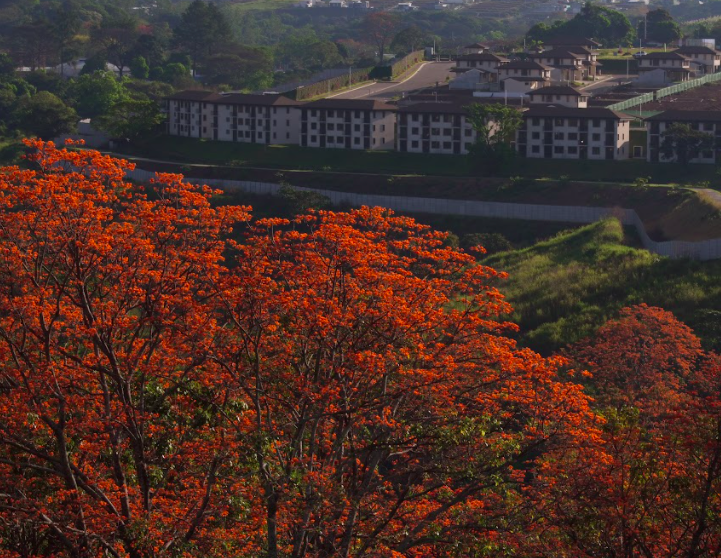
[0, 142, 593, 557]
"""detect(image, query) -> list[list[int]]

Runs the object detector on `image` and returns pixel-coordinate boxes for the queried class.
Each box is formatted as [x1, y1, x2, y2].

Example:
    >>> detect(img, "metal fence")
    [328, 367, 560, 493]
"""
[124, 168, 721, 261]
[607, 71, 721, 112]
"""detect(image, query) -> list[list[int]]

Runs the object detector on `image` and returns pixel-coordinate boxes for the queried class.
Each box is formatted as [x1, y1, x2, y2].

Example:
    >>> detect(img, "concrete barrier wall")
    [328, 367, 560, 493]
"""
[124, 168, 721, 261]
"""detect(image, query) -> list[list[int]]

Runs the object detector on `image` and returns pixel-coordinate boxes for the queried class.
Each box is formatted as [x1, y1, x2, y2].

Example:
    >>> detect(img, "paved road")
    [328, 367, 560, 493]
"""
[331, 61, 455, 100]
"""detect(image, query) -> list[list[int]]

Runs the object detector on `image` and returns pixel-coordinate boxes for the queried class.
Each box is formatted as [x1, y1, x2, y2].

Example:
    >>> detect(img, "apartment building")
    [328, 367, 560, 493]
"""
[517, 106, 632, 160]
[396, 98, 479, 155]
[297, 99, 396, 150]
[674, 45, 721, 75]
[637, 52, 692, 82]
[646, 110, 721, 163]
[166, 91, 301, 144]
[526, 85, 589, 108]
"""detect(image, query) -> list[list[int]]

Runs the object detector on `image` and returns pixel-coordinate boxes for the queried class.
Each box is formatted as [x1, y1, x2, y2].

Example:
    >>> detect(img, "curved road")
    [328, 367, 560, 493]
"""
[331, 61, 455, 100]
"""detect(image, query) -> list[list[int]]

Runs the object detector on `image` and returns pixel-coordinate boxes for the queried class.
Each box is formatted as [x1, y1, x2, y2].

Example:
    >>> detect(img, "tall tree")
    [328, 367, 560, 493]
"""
[363, 12, 401, 63]
[173, 0, 233, 75]
[14, 91, 77, 139]
[466, 103, 523, 174]
[641, 8, 681, 44]
[660, 123, 715, 166]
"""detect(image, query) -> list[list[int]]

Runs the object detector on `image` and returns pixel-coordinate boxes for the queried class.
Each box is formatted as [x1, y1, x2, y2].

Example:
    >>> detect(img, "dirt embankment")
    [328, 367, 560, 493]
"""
[128, 158, 721, 243]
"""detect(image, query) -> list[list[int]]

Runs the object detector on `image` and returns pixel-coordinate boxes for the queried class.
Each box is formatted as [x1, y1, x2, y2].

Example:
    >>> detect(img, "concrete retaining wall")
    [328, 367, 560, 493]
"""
[125, 168, 721, 261]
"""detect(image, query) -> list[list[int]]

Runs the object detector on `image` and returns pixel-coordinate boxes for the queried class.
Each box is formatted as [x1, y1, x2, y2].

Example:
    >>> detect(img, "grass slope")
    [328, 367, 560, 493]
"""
[484, 219, 721, 354]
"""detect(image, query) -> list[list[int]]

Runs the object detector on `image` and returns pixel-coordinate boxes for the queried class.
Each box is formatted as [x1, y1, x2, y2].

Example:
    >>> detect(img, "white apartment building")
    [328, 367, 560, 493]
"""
[674, 45, 721, 75]
[396, 99, 479, 155]
[517, 106, 632, 160]
[525, 85, 589, 108]
[298, 99, 396, 150]
[646, 110, 721, 164]
[166, 91, 301, 144]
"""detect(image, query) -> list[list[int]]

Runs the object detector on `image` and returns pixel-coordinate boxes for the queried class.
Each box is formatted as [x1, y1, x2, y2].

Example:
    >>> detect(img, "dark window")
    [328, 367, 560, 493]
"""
[554, 146, 564, 154]
[531, 145, 540, 153]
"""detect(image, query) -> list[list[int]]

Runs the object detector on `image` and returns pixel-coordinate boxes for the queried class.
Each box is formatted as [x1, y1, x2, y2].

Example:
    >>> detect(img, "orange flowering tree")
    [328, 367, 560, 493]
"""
[0, 140, 251, 557]
[527, 306, 721, 558]
[211, 209, 594, 557]
[0, 141, 595, 557]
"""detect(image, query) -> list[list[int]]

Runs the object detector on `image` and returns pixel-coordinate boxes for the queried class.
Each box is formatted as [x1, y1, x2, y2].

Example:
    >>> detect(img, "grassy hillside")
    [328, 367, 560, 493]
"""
[484, 219, 721, 354]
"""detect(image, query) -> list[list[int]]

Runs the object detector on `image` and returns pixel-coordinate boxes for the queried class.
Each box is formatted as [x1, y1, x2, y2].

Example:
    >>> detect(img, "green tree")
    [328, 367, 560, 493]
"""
[391, 25, 428, 54]
[96, 98, 163, 140]
[50, 0, 82, 77]
[203, 48, 273, 90]
[526, 2, 636, 47]
[466, 103, 523, 174]
[660, 123, 715, 166]
[641, 9, 681, 43]
[363, 12, 401, 63]
[70, 71, 128, 119]
[174, 0, 233, 75]
[130, 55, 150, 79]
[14, 91, 77, 139]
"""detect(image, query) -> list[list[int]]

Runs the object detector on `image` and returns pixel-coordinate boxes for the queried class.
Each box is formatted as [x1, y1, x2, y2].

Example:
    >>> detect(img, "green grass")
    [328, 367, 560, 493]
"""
[0, 139, 25, 165]
[123, 135, 721, 185]
[483, 218, 721, 354]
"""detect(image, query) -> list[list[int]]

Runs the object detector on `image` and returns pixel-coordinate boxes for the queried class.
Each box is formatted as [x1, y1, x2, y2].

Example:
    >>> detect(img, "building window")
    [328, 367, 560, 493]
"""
[568, 119, 578, 127]
[592, 147, 600, 155]
[568, 146, 578, 154]
[412, 114, 419, 121]
[568, 133, 578, 140]
[531, 145, 540, 153]
[354, 137, 360, 145]
[411, 140, 419, 148]
[328, 110, 335, 117]
[532, 118, 540, 126]
[443, 141, 451, 149]
[554, 146, 564, 154]
[311, 123, 317, 130]
[328, 137, 335, 144]
[532, 132, 540, 140]
[443, 129, 452, 136]
[412, 127, 419, 134]
[592, 118, 600, 127]
[311, 135, 317, 142]
[431, 141, 440, 149]
[381, 125, 386, 131]
[465, 129, 472, 137]
[592, 133, 601, 141]
[554, 132, 564, 140]
[311, 110, 317, 116]
[354, 124, 361, 132]
[328, 123, 335, 131]
[554, 118, 564, 126]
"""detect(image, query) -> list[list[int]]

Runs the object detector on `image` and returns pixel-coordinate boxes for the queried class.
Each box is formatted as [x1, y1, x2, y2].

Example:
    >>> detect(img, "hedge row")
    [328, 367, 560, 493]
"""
[294, 67, 374, 100]
[599, 58, 638, 74]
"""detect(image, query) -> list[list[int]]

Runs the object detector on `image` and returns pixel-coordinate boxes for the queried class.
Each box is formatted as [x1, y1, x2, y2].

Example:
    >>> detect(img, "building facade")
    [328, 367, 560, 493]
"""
[646, 110, 721, 164]
[396, 100, 478, 155]
[517, 107, 631, 160]
[298, 99, 396, 150]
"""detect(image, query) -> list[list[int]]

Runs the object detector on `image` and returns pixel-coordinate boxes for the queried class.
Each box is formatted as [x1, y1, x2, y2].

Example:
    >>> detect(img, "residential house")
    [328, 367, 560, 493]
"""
[463, 42, 490, 54]
[646, 110, 721, 163]
[637, 52, 692, 82]
[298, 99, 396, 150]
[497, 60, 552, 92]
[517, 106, 632, 160]
[531, 48, 587, 81]
[674, 45, 721, 75]
[454, 52, 509, 83]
